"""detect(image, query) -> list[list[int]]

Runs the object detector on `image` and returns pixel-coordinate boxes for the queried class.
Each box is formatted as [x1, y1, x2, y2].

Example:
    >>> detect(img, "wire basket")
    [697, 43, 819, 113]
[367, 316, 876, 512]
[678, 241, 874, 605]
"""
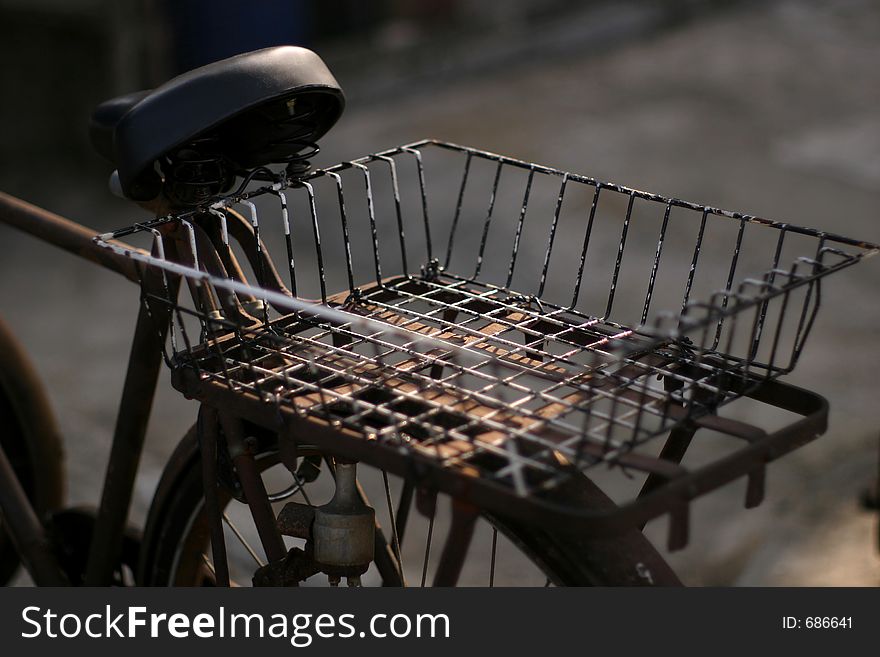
[97, 140, 878, 538]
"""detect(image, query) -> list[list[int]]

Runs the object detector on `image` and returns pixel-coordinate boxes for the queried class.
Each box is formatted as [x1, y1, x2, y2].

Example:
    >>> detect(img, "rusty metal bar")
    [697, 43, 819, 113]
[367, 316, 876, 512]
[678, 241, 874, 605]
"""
[221, 414, 288, 565]
[0, 192, 144, 282]
[83, 295, 169, 585]
[433, 499, 479, 587]
[199, 406, 231, 586]
[0, 442, 69, 585]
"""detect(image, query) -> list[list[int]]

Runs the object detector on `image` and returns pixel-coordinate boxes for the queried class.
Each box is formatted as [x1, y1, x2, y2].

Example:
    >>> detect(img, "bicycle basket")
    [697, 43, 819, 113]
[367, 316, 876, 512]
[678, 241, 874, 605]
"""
[96, 140, 878, 542]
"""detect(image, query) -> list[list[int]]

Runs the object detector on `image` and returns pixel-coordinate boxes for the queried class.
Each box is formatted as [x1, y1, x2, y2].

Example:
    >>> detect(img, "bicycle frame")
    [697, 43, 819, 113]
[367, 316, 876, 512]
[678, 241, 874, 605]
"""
[0, 188, 834, 587]
[0, 192, 167, 585]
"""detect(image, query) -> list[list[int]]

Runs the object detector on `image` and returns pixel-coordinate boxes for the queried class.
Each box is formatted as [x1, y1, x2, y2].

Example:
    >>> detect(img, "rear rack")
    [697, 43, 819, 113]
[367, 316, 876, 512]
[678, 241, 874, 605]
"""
[96, 140, 878, 545]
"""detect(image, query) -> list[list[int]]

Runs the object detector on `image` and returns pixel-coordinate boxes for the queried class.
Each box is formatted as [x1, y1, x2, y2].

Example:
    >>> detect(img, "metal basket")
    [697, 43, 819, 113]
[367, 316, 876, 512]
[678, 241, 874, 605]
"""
[96, 140, 878, 542]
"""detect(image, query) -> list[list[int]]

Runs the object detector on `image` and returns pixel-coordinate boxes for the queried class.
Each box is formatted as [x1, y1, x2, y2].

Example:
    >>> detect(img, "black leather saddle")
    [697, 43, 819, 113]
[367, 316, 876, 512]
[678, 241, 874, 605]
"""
[89, 46, 344, 203]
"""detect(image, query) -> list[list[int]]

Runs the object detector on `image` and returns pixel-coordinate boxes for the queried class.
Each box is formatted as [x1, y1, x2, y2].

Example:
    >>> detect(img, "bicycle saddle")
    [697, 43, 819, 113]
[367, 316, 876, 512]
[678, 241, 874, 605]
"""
[89, 46, 345, 205]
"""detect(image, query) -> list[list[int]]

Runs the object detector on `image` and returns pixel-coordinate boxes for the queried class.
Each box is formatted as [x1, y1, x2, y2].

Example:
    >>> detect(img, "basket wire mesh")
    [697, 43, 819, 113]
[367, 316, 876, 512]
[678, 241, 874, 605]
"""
[96, 140, 878, 503]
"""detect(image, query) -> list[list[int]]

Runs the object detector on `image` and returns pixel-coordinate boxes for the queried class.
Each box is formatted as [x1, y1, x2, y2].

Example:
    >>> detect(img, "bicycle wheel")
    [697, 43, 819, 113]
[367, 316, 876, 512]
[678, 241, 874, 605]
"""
[139, 424, 680, 586]
[0, 317, 65, 584]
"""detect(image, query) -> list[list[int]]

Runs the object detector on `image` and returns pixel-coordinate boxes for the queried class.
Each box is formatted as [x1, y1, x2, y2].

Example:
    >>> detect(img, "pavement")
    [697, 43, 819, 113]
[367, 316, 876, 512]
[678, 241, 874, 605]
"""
[2, 0, 879, 585]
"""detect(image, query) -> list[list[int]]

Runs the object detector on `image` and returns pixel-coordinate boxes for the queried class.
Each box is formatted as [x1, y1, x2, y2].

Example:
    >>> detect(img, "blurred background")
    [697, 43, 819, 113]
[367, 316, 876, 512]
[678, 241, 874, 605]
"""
[1, 0, 878, 585]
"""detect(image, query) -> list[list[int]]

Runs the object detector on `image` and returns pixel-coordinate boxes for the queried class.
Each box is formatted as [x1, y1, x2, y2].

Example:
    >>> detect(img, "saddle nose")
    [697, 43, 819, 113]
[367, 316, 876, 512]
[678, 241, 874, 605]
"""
[88, 89, 152, 164]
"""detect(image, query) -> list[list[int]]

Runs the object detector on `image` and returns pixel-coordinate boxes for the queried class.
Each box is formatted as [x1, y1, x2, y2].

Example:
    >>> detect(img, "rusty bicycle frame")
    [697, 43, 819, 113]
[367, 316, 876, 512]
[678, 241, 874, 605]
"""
[0, 186, 859, 587]
[0, 192, 167, 585]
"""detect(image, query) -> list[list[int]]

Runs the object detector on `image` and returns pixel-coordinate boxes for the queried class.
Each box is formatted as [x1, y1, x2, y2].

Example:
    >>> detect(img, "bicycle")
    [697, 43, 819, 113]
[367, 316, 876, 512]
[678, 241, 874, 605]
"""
[0, 46, 876, 587]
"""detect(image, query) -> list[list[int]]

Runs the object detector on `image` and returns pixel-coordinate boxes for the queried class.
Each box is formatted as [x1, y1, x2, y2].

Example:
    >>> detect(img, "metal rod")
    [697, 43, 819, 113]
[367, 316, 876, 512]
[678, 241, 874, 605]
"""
[421, 511, 435, 588]
[395, 478, 415, 547]
[382, 470, 406, 587]
[636, 422, 699, 530]
[641, 201, 672, 325]
[0, 442, 69, 585]
[537, 174, 567, 298]
[0, 191, 143, 282]
[571, 184, 602, 308]
[223, 512, 266, 568]
[506, 169, 534, 288]
[198, 406, 230, 586]
[489, 527, 498, 587]
[474, 161, 503, 278]
[84, 292, 169, 585]
[603, 193, 635, 319]
[445, 152, 472, 269]
[229, 442, 288, 565]
[433, 500, 478, 587]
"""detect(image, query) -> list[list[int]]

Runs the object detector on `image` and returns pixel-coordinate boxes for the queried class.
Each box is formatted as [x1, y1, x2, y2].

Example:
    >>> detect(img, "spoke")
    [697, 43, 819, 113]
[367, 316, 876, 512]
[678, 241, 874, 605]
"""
[489, 527, 498, 587]
[421, 512, 435, 588]
[382, 470, 406, 587]
[200, 552, 216, 576]
[201, 552, 246, 588]
[223, 511, 266, 568]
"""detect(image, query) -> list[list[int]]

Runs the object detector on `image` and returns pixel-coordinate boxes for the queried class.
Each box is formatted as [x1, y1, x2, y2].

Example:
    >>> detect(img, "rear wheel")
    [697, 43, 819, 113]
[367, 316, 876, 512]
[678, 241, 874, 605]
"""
[139, 424, 680, 587]
[0, 317, 65, 584]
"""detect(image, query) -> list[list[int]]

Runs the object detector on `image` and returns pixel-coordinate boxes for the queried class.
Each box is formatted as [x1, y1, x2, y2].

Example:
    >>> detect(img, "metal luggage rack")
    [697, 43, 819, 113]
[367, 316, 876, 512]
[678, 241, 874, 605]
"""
[96, 140, 878, 543]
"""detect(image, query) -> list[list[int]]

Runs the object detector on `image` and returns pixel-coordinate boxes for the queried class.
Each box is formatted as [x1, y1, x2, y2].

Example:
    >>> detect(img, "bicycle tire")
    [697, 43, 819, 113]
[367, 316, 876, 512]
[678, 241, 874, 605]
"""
[139, 425, 680, 586]
[0, 317, 65, 585]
